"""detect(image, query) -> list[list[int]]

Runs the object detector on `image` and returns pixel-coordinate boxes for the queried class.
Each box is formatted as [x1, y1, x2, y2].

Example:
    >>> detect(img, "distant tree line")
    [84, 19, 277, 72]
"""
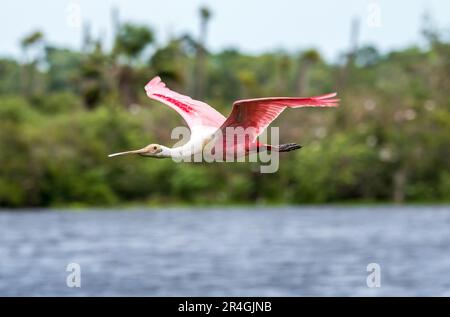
[0, 8, 449, 207]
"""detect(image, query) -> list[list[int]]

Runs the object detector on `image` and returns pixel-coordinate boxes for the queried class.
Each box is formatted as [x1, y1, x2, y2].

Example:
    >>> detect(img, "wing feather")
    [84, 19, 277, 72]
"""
[218, 93, 339, 142]
[145, 77, 226, 130]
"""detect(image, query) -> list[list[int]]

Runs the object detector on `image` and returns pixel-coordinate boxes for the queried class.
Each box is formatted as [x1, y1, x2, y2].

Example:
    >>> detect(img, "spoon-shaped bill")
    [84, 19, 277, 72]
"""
[108, 148, 146, 158]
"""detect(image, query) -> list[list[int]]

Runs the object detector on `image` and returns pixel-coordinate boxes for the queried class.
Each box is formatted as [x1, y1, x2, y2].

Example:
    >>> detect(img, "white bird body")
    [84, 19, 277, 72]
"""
[159, 126, 218, 160]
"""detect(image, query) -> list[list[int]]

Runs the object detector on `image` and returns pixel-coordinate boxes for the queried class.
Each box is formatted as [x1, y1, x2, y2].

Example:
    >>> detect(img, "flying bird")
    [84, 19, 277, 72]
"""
[108, 77, 339, 160]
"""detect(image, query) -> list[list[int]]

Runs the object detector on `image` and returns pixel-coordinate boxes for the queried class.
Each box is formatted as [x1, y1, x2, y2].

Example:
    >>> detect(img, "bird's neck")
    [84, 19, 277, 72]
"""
[160, 145, 193, 160]
[158, 146, 175, 158]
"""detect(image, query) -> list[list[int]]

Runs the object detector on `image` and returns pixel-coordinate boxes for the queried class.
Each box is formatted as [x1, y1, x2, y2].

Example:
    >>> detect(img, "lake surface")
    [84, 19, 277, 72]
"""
[1, 206, 450, 296]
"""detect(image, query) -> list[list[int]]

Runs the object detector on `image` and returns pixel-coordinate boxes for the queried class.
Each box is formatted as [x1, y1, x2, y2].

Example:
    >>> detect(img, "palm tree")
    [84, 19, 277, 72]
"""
[113, 23, 154, 64]
[113, 23, 155, 107]
[193, 6, 212, 99]
[21, 31, 44, 62]
[20, 31, 44, 97]
[199, 7, 211, 45]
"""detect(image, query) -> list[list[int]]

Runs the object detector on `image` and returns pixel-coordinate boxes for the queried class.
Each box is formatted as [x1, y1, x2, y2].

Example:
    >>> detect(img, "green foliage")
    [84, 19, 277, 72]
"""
[45, 47, 83, 92]
[0, 59, 21, 94]
[0, 25, 449, 207]
[21, 31, 44, 49]
[32, 92, 83, 114]
[114, 23, 154, 61]
[0, 96, 38, 122]
[286, 135, 378, 203]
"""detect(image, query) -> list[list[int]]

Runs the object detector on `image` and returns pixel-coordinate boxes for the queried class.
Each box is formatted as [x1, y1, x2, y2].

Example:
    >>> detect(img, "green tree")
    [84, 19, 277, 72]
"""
[113, 23, 155, 107]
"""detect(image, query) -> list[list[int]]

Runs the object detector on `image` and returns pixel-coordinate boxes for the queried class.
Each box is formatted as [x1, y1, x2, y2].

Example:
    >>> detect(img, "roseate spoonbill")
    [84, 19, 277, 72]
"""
[108, 76, 339, 160]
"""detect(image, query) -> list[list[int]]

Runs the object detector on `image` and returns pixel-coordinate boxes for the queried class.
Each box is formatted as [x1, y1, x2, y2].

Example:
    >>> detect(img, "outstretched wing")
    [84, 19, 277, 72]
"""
[145, 77, 226, 130]
[219, 93, 339, 142]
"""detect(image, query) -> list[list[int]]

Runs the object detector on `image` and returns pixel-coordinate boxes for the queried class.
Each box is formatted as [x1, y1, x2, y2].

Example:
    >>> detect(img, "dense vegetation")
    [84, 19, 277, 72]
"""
[1, 11, 449, 207]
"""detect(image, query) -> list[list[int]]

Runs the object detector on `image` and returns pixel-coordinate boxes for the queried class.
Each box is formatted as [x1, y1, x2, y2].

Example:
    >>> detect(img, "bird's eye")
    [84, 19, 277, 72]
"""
[153, 146, 157, 150]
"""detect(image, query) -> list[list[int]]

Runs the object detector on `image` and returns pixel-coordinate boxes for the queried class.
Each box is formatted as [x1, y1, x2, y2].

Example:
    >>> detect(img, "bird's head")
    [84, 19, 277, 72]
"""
[108, 144, 170, 158]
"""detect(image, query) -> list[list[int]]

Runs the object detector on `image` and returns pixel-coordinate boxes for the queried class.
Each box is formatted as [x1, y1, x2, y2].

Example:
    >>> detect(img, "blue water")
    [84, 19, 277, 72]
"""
[1, 206, 450, 296]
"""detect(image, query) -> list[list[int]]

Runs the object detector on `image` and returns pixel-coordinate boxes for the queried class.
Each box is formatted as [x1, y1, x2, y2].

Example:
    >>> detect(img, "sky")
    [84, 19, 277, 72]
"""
[1, 0, 449, 61]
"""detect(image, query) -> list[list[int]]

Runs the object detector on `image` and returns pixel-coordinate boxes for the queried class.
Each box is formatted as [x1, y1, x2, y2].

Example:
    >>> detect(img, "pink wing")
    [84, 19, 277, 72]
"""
[219, 93, 339, 141]
[145, 77, 226, 129]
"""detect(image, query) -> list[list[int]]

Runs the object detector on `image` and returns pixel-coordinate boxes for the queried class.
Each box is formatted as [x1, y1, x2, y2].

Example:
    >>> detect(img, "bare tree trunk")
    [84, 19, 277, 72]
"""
[20, 61, 29, 98]
[193, 7, 211, 99]
[339, 18, 360, 88]
[296, 63, 310, 95]
[194, 45, 207, 99]
[393, 168, 407, 204]
[118, 66, 137, 108]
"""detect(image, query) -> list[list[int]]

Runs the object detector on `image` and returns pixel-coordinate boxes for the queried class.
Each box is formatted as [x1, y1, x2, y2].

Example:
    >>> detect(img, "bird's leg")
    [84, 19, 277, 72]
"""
[276, 143, 303, 152]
